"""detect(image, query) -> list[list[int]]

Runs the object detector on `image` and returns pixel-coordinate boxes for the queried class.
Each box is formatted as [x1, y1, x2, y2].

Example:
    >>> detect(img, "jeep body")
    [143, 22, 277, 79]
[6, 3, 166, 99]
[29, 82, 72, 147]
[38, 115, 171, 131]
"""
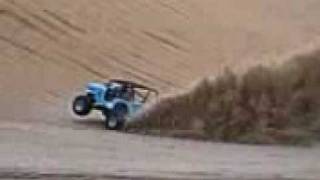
[72, 79, 158, 130]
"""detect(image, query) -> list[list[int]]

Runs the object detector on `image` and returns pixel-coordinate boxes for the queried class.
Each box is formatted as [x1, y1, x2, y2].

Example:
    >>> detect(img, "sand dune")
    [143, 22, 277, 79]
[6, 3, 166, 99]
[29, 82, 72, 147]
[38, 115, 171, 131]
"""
[1, 1, 320, 178]
[1, 0, 320, 138]
[2, 0, 320, 108]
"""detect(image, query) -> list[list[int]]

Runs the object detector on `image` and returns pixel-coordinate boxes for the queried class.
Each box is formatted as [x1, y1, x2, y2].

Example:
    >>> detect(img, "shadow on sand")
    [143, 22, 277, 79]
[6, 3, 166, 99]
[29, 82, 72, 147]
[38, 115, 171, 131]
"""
[71, 118, 106, 130]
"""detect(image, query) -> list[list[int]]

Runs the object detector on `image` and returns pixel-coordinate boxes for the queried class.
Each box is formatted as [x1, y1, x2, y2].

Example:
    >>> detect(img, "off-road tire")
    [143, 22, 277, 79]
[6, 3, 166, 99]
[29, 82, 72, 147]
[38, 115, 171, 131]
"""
[72, 95, 92, 116]
[104, 103, 128, 130]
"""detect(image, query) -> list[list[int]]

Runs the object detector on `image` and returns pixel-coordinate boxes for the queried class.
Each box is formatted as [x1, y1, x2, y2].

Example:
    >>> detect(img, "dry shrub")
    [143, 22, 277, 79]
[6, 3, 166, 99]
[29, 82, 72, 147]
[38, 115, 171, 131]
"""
[127, 50, 320, 145]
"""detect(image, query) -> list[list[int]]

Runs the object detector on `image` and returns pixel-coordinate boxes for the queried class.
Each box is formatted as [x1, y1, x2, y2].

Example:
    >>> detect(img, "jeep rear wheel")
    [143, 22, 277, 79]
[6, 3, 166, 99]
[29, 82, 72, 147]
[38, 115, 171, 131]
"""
[72, 95, 92, 116]
[104, 104, 128, 130]
[105, 115, 123, 130]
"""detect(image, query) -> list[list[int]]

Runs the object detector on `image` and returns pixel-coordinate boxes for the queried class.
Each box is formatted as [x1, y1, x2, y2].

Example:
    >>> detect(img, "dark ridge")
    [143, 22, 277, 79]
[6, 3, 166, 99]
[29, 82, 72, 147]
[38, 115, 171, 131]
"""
[7, 1, 73, 38]
[142, 30, 187, 52]
[157, 1, 189, 20]
[1, 9, 57, 41]
[43, 9, 87, 34]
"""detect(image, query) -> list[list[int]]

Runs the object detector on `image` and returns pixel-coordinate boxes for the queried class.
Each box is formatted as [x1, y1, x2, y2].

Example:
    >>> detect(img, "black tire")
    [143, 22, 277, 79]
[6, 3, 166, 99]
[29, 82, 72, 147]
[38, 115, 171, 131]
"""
[72, 95, 92, 116]
[104, 103, 128, 130]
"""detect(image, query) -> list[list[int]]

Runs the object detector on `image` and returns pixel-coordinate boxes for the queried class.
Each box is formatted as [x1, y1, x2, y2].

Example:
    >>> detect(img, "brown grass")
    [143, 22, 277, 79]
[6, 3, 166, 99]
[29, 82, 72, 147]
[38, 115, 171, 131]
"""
[126, 50, 320, 145]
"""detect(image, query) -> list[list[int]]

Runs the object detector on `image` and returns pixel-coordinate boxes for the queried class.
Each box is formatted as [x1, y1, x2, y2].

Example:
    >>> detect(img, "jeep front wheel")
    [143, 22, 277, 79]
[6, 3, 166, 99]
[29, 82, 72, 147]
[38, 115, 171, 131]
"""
[72, 95, 92, 116]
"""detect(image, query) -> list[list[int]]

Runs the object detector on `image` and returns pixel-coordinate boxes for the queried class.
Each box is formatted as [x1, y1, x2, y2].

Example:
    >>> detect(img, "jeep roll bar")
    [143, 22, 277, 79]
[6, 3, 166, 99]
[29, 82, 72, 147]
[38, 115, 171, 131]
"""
[109, 79, 159, 96]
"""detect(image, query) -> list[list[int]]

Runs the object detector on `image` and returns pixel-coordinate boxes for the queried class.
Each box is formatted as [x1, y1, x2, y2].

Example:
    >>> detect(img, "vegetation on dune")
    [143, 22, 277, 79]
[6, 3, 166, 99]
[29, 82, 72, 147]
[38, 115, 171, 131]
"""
[127, 50, 320, 145]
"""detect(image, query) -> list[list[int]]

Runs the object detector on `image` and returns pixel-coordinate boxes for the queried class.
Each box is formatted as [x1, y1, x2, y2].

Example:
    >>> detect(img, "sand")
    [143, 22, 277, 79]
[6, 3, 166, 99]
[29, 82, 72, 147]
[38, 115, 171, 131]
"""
[1, 0, 320, 179]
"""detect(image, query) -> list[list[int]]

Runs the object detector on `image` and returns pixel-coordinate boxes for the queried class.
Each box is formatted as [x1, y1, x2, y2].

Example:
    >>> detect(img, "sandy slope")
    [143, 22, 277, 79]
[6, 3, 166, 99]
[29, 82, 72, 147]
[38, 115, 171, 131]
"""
[2, 0, 320, 106]
[1, 0, 320, 179]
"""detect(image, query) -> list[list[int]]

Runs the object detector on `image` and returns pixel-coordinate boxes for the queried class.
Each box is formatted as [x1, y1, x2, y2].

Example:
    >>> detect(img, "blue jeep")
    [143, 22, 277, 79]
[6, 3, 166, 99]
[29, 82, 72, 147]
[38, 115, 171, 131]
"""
[72, 79, 158, 130]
